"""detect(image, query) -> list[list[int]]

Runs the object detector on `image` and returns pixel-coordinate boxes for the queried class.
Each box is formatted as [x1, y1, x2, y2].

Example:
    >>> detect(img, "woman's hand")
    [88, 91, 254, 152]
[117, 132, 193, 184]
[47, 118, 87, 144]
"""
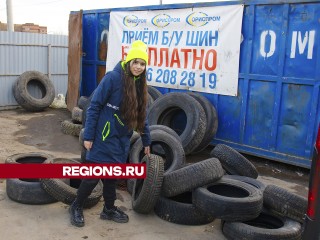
[84, 140, 93, 151]
[144, 146, 150, 157]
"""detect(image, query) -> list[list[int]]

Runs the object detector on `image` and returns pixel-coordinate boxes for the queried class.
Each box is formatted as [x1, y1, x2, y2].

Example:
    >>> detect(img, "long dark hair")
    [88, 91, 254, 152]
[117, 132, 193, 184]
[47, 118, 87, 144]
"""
[120, 61, 148, 133]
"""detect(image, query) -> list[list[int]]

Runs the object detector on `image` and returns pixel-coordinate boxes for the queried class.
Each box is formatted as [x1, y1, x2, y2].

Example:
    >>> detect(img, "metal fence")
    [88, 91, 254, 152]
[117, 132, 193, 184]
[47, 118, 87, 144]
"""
[0, 31, 68, 110]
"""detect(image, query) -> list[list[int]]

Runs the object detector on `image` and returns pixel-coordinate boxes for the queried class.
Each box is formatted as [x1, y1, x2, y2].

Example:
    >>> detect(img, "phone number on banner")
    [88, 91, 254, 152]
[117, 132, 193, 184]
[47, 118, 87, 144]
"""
[146, 68, 217, 90]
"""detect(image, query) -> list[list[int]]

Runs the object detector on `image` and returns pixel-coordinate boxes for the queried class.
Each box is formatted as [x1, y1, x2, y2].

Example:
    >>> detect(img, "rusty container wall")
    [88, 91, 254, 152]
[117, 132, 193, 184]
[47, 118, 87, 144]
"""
[76, 0, 320, 168]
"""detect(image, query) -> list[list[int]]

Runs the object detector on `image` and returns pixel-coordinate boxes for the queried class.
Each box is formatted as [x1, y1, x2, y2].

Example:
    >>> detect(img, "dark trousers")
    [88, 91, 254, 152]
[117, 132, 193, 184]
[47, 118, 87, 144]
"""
[75, 178, 117, 208]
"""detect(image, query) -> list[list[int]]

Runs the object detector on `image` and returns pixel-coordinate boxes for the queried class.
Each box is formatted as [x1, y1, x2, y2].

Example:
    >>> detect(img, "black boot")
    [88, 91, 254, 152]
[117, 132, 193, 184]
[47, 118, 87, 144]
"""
[69, 201, 85, 227]
[100, 205, 129, 223]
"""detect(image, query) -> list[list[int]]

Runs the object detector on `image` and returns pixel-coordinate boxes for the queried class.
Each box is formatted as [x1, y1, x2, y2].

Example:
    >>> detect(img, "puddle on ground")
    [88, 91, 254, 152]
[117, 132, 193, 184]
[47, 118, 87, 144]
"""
[14, 109, 81, 154]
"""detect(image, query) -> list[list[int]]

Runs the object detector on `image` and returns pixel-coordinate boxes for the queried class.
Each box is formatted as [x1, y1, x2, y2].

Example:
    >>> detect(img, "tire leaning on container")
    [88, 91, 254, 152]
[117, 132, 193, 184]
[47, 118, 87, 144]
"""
[147, 86, 163, 101]
[148, 92, 207, 155]
[12, 71, 55, 112]
[186, 92, 218, 153]
[40, 158, 103, 208]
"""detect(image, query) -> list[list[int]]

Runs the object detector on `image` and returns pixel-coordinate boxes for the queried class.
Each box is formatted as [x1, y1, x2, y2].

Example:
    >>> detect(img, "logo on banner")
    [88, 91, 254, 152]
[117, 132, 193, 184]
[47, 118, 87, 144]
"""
[151, 14, 180, 28]
[186, 12, 221, 27]
[123, 15, 147, 27]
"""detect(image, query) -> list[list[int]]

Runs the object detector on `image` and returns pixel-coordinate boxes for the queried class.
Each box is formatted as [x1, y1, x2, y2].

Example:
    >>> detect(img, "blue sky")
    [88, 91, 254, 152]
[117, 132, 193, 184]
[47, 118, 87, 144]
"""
[0, 0, 221, 35]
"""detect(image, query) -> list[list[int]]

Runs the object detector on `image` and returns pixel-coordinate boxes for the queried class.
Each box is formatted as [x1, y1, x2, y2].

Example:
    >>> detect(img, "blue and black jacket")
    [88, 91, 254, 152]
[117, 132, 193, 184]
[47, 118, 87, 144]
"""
[83, 62, 151, 164]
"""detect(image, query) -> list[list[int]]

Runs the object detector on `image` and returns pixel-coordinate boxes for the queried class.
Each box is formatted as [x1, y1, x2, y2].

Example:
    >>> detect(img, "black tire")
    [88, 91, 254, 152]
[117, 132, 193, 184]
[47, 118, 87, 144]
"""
[5, 152, 57, 205]
[71, 106, 83, 123]
[149, 92, 207, 154]
[148, 86, 163, 101]
[61, 119, 82, 137]
[40, 158, 103, 208]
[263, 184, 307, 223]
[80, 146, 87, 163]
[149, 125, 181, 142]
[222, 209, 302, 240]
[12, 71, 55, 112]
[187, 92, 218, 153]
[193, 177, 263, 221]
[147, 93, 154, 109]
[154, 193, 215, 225]
[210, 144, 258, 178]
[79, 128, 85, 145]
[162, 158, 224, 197]
[224, 175, 266, 192]
[81, 91, 95, 127]
[130, 129, 185, 174]
[77, 96, 88, 110]
[6, 178, 57, 205]
[132, 154, 164, 214]
[5, 152, 54, 164]
[130, 131, 140, 147]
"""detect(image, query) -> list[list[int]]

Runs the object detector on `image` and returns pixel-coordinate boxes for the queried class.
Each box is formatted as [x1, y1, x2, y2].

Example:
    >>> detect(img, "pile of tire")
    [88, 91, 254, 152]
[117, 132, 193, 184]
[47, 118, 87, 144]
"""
[5, 152, 103, 209]
[12, 71, 55, 112]
[209, 144, 306, 239]
[127, 140, 306, 239]
[148, 91, 218, 155]
[60, 96, 86, 137]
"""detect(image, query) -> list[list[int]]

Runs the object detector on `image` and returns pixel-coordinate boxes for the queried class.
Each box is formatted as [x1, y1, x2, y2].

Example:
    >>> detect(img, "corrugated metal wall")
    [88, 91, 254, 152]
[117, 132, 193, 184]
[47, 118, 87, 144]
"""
[0, 31, 68, 109]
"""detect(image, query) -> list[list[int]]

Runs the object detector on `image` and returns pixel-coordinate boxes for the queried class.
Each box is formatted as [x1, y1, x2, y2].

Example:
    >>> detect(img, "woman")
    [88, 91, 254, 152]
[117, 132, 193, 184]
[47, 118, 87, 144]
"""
[69, 40, 151, 227]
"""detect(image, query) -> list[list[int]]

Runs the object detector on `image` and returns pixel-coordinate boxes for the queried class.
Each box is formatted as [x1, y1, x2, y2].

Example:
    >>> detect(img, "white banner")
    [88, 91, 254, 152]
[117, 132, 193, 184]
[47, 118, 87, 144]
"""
[107, 5, 244, 96]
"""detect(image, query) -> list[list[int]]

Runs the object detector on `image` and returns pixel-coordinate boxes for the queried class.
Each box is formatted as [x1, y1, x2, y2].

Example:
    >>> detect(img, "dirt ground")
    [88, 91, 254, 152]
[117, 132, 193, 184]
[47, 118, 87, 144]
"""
[0, 108, 310, 240]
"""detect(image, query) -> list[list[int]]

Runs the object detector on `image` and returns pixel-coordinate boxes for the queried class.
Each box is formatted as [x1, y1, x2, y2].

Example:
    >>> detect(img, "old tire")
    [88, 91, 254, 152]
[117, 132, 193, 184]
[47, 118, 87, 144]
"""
[222, 209, 302, 240]
[40, 158, 103, 208]
[6, 178, 57, 205]
[13, 71, 55, 112]
[132, 154, 164, 214]
[210, 144, 258, 178]
[154, 193, 215, 225]
[187, 92, 218, 153]
[5, 152, 54, 164]
[61, 119, 82, 137]
[148, 92, 207, 155]
[71, 106, 83, 123]
[162, 158, 224, 197]
[224, 175, 266, 192]
[148, 86, 163, 101]
[130, 129, 185, 173]
[5, 152, 57, 205]
[193, 177, 263, 221]
[263, 184, 307, 223]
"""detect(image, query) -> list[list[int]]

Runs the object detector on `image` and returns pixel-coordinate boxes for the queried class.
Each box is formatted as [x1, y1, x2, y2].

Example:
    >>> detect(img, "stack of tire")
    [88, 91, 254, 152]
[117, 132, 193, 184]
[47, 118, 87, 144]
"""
[12, 71, 55, 112]
[60, 96, 87, 137]
[5, 152, 103, 209]
[209, 144, 306, 240]
[128, 141, 305, 239]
